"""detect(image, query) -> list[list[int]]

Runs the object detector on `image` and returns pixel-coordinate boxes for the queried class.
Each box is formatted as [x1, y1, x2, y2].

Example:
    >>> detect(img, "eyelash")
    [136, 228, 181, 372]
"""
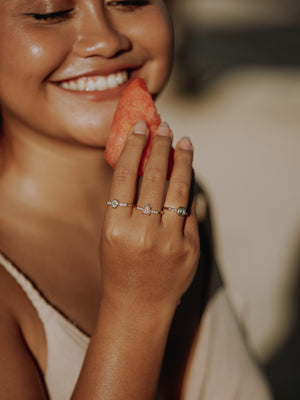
[107, 0, 150, 6]
[27, 9, 74, 23]
[106, 0, 151, 12]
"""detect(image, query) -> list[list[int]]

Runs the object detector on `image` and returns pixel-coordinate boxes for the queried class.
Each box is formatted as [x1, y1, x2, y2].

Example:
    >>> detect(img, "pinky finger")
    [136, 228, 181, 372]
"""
[183, 200, 200, 241]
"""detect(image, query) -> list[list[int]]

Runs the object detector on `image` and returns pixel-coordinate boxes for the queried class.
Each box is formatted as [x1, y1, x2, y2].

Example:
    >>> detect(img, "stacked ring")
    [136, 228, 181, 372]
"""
[163, 206, 189, 217]
[106, 199, 135, 209]
[135, 204, 164, 216]
[106, 200, 188, 217]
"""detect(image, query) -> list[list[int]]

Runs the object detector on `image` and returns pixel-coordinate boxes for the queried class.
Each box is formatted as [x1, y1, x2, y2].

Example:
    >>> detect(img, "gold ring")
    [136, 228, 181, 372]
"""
[106, 199, 135, 209]
[135, 203, 164, 216]
[163, 206, 189, 217]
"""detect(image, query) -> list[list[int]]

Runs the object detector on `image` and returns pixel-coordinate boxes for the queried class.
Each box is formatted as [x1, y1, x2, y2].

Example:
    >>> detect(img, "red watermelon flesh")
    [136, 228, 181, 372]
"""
[104, 78, 174, 178]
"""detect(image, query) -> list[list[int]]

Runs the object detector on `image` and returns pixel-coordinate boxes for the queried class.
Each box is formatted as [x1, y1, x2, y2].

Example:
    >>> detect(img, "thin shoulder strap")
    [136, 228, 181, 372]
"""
[0, 252, 51, 323]
[0, 252, 90, 337]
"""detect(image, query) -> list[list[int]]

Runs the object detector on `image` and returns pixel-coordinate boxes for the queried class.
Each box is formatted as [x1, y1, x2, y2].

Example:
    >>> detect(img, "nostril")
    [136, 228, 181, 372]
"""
[73, 24, 132, 59]
[113, 43, 132, 59]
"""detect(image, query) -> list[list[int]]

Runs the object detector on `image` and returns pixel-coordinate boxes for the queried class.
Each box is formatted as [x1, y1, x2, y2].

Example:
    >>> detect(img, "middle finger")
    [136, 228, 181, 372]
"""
[135, 123, 173, 219]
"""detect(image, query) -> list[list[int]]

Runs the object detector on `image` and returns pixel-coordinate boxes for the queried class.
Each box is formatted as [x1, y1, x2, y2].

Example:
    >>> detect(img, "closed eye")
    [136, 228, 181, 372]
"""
[106, 1, 150, 9]
[26, 9, 75, 23]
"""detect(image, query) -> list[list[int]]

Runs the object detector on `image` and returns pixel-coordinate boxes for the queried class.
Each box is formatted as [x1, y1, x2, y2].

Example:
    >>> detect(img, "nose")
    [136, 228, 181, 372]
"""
[73, 7, 131, 59]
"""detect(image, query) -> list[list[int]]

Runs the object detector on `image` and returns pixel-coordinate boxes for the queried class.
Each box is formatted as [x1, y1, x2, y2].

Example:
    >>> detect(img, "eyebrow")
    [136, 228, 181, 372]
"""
[5, 0, 72, 5]
[4, 0, 75, 9]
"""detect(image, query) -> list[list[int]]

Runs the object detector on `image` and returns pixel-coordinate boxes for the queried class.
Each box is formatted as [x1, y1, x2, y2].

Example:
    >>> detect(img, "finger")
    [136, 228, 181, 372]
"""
[135, 122, 173, 220]
[183, 200, 200, 240]
[107, 120, 148, 216]
[163, 137, 194, 230]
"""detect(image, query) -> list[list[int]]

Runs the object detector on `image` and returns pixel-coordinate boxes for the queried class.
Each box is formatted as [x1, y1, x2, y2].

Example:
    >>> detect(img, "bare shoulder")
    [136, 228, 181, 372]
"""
[0, 264, 48, 399]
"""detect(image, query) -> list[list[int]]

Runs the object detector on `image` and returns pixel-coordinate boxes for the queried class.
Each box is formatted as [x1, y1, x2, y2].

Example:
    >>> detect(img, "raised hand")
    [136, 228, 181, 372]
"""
[100, 119, 200, 314]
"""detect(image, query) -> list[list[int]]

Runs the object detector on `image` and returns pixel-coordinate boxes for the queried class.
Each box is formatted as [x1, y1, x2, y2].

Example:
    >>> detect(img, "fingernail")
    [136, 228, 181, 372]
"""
[179, 136, 193, 151]
[157, 121, 172, 137]
[134, 119, 147, 135]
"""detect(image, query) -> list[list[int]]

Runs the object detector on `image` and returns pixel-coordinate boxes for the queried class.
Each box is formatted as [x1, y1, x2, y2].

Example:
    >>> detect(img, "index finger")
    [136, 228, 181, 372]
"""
[107, 120, 149, 215]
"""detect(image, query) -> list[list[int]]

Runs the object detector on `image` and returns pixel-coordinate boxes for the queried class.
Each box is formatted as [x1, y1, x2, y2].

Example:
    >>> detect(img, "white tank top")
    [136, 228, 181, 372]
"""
[0, 252, 90, 400]
[0, 252, 272, 400]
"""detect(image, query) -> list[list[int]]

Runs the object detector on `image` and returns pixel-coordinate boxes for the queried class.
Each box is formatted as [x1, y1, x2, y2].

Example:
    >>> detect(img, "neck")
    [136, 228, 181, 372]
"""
[0, 124, 113, 231]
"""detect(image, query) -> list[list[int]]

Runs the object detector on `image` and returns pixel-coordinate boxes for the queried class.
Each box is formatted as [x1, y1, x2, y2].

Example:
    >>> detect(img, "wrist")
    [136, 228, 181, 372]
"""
[97, 294, 176, 337]
[74, 291, 176, 400]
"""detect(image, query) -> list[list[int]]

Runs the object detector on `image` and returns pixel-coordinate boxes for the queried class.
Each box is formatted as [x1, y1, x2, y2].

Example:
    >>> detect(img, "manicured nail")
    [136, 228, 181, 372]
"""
[134, 119, 147, 135]
[179, 136, 193, 151]
[157, 121, 172, 137]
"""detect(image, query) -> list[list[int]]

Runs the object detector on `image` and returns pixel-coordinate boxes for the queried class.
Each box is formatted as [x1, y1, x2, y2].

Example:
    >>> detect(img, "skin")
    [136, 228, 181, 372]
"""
[0, 1, 200, 399]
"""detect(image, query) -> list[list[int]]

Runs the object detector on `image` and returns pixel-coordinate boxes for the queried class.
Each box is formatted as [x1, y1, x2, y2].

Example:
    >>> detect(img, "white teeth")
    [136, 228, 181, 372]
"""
[69, 80, 78, 91]
[60, 71, 128, 92]
[107, 74, 117, 89]
[116, 71, 127, 85]
[77, 78, 86, 91]
[96, 77, 108, 91]
[86, 79, 96, 91]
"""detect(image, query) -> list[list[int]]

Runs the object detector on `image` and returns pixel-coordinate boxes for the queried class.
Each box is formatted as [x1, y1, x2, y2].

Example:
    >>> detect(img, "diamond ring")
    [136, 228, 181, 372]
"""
[163, 206, 189, 217]
[135, 203, 164, 216]
[106, 199, 135, 209]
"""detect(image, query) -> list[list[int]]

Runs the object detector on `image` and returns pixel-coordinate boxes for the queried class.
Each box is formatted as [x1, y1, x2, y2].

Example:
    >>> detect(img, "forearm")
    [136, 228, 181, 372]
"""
[71, 123, 199, 400]
[71, 299, 175, 400]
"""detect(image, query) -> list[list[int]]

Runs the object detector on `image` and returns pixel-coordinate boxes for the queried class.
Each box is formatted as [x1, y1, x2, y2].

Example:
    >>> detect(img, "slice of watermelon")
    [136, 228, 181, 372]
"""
[104, 78, 174, 178]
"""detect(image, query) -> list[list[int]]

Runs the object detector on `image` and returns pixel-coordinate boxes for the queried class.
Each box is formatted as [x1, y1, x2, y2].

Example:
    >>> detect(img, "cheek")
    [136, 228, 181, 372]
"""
[0, 26, 70, 91]
[127, 10, 173, 93]
[147, 14, 173, 64]
[151, 16, 173, 90]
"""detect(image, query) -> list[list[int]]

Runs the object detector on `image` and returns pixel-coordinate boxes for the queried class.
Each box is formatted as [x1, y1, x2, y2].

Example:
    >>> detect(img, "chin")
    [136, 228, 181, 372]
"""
[53, 105, 115, 148]
[65, 121, 112, 149]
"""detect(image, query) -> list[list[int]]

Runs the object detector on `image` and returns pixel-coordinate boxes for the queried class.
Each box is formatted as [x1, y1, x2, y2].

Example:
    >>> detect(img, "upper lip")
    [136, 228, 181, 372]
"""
[51, 64, 140, 84]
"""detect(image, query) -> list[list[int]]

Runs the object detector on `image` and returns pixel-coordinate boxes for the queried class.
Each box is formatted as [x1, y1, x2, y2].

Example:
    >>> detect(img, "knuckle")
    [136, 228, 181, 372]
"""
[137, 233, 152, 252]
[120, 134, 147, 158]
[172, 178, 190, 198]
[145, 166, 165, 183]
[128, 132, 148, 147]
[114, 166, 133, 183]
[163, 237, 184, 258]
[103, 224, 123, 245]
[168, 246, 183, 260]
[187, 237, 200, 261]
[152, 134, 171, 148]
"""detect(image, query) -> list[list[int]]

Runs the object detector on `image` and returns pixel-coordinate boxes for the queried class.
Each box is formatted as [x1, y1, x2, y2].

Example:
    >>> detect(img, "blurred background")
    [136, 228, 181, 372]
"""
[158, 1, 300, 398]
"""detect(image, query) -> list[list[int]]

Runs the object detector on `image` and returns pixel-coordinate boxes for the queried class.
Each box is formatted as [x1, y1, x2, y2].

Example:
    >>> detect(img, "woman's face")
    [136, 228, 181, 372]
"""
[0, 0, 173, 146]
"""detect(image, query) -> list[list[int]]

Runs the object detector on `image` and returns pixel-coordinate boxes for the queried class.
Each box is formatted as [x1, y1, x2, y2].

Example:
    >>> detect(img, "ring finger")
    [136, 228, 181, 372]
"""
[163, 137, 194, 231]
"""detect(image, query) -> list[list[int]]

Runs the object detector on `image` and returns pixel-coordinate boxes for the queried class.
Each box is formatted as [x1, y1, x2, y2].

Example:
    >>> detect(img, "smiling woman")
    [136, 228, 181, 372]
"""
[0, 1, 272, 399]
[0, 0, 172, 147]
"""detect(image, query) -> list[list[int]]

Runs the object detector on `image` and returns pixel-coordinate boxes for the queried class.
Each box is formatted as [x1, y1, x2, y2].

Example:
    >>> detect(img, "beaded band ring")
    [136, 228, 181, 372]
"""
[135, 203, 164, 216]
[106, 199, 135, 209]
[163, 206, 189, 217]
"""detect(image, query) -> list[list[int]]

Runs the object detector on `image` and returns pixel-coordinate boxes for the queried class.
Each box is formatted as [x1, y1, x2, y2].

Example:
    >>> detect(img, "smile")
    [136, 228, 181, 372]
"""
[59, 71, 128, 92]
